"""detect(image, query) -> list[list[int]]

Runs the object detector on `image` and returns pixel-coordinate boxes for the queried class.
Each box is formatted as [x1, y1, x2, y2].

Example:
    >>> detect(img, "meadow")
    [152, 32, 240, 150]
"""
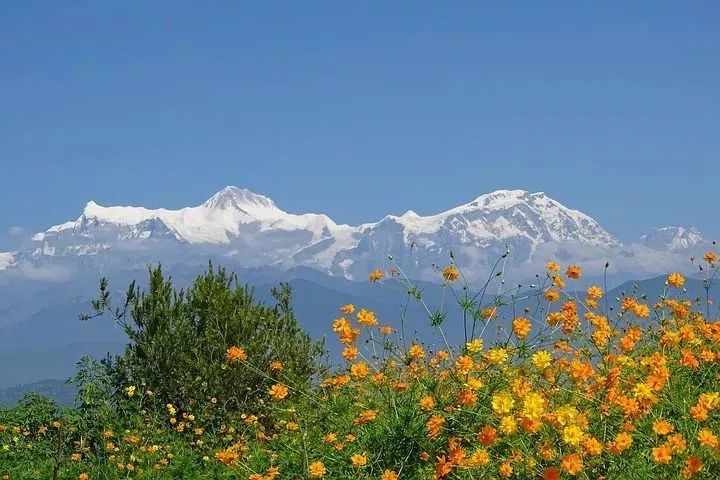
[1, 250, 720, 479]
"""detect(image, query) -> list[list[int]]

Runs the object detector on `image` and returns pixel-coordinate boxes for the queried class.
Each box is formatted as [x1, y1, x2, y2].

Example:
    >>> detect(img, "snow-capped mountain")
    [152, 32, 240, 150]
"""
[1, 187, 621, 280]
[640, 226, 706, 250]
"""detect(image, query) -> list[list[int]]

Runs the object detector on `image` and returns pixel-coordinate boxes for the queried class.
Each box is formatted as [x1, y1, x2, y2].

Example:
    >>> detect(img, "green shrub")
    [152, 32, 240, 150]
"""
[83, 264, 324, 423]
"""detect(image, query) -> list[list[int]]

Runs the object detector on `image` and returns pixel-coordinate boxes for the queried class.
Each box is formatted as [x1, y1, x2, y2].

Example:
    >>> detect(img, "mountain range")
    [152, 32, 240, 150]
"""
[1, 186, 711, 282]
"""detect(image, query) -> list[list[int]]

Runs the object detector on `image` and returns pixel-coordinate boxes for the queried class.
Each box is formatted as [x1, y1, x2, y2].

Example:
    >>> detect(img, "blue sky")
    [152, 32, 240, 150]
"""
[1, 2, 718, 249]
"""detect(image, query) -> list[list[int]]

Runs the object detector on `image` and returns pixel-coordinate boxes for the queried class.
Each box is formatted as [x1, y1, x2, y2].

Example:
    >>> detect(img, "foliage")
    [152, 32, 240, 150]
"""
[81, 264, 324, 424]
[2, 251, 720, 479]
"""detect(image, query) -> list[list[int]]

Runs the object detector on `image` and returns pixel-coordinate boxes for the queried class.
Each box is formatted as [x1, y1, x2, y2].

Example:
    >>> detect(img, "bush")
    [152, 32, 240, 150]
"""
[83, 264, 324, 422]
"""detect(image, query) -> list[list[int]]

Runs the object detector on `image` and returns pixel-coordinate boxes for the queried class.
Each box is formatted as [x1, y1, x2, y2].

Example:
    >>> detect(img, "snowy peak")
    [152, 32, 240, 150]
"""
[641, 226, 705, 250]
[202, 186, 280, 216]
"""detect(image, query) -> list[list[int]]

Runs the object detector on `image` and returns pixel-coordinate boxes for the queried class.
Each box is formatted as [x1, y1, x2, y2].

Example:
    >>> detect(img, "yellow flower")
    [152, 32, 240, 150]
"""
[466, 338, 484, 354]
[351, 452, 367, 468]
[308, 460, 326, 478]
[562, 425, 584, 446]
[125, 385, 136, 397]
[342, 346, 359, 361]
[79, 474, 89, 480]
[667, 272, 685, 287]
[491, 391, 515, 415]
[532, 350, 552, 370]
[522, 392, 546, 420]
[419, 395, 435, 410]
[483, 348, 508, 365]
[340, 304, 355, 314]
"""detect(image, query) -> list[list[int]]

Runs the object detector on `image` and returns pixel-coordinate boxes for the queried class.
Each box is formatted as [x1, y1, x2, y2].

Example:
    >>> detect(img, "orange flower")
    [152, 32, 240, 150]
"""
[477, 426, 497, 446]
[544, 289, 560, 302]
[357, 309, 378, 327]
[652, 446, 672, 464]
[340, 304, 355, 314]
[512, 317, 532, 340]
[419, 395, 436, 410]
[215, 449, 239, 465]
[350, 361, 370, 379]
[269, 360, 284, 371]
[435, 455, 453, 478]
[566, 265, 582, 279]
[586, 285, 603, 300]
[561, 453, 583, 475]
[427, 414, 445, 439]
[308, 461, 326, 478]
[225, 346, 247, 362]
[380, 470, 398, 480]
[703, 251, 718, 266]
[667, 272, 685, 287]
[369, 269, 384, 283]
[697, 428, 718, 447]
[442, 265, 459, 281]
[268, 383, 289, 401]
[543, 467, 561, 480]
[652, 419, 674, 435]
[342, 346, 358, 361]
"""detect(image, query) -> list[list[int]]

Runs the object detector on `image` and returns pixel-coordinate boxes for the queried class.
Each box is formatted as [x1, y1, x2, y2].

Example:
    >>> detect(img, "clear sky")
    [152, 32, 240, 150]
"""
[1, 2, 719, 249]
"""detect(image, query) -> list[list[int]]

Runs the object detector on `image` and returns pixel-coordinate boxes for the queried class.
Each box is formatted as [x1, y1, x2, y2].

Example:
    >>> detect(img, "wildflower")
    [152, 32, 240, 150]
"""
[466, 338, 484, 354]
[499, 415, 517, 435]
[354, 410, 378, 425]
[79, 475, 89, 480]
[481, 307, 497, 319]
[544, 289, 560, 302]
[667, 272, 685, 287]
[268, 383, 289, 400]
[351, 453, 367, 468]
[566, 265, 582, 279]
[491, 391, 515, 415]
[685, 456, 703, 475]
[379, 325, 393, 335]
[407, 344, 426, 359]
[499, 461, 513, 477]
[215, 449, 239, 465]
[703, 251, 718, 266]
[543, 467, 561, 480]
[522, 392, 546, 420]
[697, 428, 718, 447]
[512, 316, 532, 340]
[562, 425, 584, 446]
[357, 309, 378, 327]
[269, 360, 284, 371]
[225, 346, 247, 362]
[653, 419, 674, 435]
[483, 348, 508, 365]
[419, 395, 435, 410]
[350, 361, 370, 379]
[532, 350, 552, 370]
[652, 446, 672, 464]
[561, 453, 583, 475]
[340, 303, 355, 314]
[443, 265, 459, 281]
[342, 346, 358, 361]
[369, 269, 384, 283]
[586, 285, 603, 300]
[546, 261, 560, 272]
[125, 385, 136, 397]
[455, 355, 474, 374]
[308, 461, 326, 478]
[435, 456, 453, 478]
[380, 470, 398, 480]
[427, 414, 445, 438]
[477, 426, 497, 446]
